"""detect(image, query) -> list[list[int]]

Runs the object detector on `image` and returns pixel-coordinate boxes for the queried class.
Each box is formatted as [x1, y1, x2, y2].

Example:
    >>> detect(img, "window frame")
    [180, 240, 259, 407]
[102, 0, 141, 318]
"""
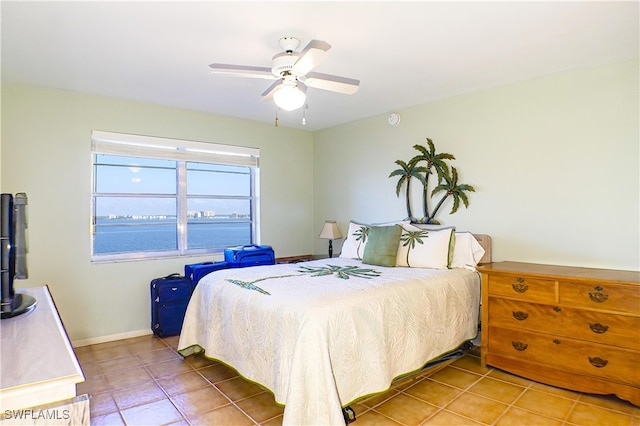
[90, 131, 260, 263]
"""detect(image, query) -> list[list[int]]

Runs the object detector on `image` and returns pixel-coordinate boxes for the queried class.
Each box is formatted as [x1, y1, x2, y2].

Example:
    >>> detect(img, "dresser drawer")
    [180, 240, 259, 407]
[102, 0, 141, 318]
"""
[488, 298, 640, 351]
[488, 326, 640, 386]
[487, 275, 556, 303]
[488, 297, 560, 332]
[559, 281, 640, 315]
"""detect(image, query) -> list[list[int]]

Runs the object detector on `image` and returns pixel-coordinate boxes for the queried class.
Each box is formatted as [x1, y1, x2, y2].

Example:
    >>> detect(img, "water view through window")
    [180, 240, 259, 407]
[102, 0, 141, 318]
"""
[92, 153, 255, 257]
[93, 217, 251, 254]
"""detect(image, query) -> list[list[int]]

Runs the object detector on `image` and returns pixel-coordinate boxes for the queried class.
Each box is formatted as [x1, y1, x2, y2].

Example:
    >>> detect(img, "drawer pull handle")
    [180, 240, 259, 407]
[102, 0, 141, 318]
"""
[588, 356, 608, 368]
[553, 306, 561, 312]
[553, 339, 561, 345]
[589, 323, 609, 334]
[512, 283, 528, 293]
[589, 287, 609, 303]
[512, 311, 529, 321]
[512, 341, 528, 351]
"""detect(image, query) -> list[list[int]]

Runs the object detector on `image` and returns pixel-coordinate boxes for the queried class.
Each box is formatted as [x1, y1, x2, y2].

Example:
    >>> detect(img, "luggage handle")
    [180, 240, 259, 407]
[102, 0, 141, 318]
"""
[163, 273, 183, 279]
[238, 244, 262, 251]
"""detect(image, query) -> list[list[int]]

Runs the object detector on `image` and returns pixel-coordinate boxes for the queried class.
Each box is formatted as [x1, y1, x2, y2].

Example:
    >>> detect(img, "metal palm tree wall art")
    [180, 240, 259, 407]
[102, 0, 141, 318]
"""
[390, 138, 475, 224]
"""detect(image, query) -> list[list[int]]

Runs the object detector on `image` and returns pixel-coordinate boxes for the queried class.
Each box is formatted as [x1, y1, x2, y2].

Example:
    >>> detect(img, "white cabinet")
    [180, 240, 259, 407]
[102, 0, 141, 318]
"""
[0, 286, 88, 424]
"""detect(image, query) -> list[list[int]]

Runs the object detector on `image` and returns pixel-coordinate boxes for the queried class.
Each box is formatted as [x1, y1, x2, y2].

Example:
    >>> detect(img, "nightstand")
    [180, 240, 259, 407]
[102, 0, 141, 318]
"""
[275, 254, 313, 264]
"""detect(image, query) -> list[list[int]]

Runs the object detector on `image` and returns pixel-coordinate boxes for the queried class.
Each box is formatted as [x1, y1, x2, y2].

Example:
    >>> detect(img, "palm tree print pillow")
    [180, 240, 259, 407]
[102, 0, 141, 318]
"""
[339, 222, 371, 260]
[396, 224, 455, 269]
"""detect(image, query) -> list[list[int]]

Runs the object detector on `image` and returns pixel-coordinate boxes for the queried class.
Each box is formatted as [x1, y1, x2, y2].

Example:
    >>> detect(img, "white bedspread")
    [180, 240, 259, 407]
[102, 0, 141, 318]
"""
[178, 258, 480, 425]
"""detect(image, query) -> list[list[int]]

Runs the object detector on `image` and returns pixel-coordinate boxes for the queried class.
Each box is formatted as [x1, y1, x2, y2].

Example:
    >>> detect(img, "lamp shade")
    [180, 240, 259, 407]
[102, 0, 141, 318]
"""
[273, 84, 306, 111]
[318, 221, 342, 240]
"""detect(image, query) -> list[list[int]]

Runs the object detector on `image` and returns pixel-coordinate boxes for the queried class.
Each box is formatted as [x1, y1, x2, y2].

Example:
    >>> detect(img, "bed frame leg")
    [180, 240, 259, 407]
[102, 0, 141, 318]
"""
[343, 406, 356, 424]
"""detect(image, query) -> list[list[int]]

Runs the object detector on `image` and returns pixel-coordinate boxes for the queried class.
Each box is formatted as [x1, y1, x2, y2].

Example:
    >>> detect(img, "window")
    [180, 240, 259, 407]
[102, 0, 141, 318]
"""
[91, 131, 260, 262]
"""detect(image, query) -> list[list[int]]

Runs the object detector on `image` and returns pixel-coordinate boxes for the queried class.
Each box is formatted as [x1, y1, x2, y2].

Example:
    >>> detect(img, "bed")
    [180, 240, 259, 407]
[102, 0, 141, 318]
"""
[178, 224, 491, 425]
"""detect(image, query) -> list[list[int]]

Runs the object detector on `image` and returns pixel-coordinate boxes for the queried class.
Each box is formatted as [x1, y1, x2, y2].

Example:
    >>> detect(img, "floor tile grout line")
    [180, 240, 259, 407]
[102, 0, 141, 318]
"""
[374, 391, 443, 426]
[367, 406, 409, 426]
[451, 362, 630, 418]
[391, 363, 492, 426]
[562, 397, 581, 424]
[428, 364, 580, 426]
[438, 376, 494, 425]
[82, 338, 262, 425]
[189, 358, 268, 425]
[419, 406, 448, 426]
[456, 359, 639, 419]
[161, 338, 278, 425]
[433, 407, 493, 426]
[486, 382, 531, 426]
[92, 352, 159, 419]
[91, 338, 191, 424]
[79, 344, 164, 422]
[140, 355, 190, 424]
[396, 370, 461, 425]
[81, 337, 640, 425]
[400, 364, 500, 423]
[102, 350, 185, 425]
[576, 392, 640, 417]
[144, 350, 263, 425]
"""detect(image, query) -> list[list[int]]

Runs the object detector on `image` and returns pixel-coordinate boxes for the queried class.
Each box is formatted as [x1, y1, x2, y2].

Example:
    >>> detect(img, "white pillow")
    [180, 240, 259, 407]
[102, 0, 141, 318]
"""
[396, 224, 455, 269]
[340, 220, 409, 259]
[451, 232, 485, 270]
[339, 221, 372, 260]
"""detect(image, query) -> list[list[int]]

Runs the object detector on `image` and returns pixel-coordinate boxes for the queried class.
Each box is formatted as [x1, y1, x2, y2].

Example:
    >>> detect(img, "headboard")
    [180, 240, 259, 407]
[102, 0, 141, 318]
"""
[473, 234, 492, 265]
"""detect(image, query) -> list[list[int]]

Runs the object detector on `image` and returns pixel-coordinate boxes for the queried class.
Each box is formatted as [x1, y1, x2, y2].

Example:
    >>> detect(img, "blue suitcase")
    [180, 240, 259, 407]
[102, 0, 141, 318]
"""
[224, 244, 275, 268]
[184, 261, 229, 286]
[150, 273, 193, 337]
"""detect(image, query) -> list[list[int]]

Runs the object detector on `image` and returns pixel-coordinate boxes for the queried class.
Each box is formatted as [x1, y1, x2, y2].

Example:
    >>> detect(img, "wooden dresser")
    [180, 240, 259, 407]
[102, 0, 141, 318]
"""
[480, 262, 640, 406]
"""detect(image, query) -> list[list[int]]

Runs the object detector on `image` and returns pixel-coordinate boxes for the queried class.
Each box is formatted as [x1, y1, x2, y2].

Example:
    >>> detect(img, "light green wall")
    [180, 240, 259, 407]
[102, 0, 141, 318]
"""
[2, 58, 638, 342]
[314, 58, 639, 271]
[1, 84, 314, 341]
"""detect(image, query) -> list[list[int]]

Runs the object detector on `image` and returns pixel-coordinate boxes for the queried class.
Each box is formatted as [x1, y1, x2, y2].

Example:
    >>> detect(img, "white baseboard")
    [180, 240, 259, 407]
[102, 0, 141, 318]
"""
[72, 329, 153, 348]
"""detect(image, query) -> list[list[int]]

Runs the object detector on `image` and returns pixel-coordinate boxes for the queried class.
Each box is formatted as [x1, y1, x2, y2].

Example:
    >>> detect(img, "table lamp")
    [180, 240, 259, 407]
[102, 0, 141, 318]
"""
[318, 220, 342, 258]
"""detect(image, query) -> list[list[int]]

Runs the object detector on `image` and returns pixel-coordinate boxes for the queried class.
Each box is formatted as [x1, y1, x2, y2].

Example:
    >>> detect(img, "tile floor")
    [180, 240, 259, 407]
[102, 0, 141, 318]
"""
[75, 334, 640, 425]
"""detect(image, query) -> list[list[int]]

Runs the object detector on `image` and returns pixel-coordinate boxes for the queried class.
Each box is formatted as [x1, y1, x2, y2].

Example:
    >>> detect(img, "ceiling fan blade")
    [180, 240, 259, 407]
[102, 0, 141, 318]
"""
[261, 80, 283, 101]
[302, 72, 360, 95]
[291, 40, 331, 76]
[209, 63, 276, 80]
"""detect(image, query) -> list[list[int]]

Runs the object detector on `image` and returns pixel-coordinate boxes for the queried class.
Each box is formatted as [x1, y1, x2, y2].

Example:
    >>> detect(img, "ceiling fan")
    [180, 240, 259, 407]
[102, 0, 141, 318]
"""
[209, 37, 360, 112]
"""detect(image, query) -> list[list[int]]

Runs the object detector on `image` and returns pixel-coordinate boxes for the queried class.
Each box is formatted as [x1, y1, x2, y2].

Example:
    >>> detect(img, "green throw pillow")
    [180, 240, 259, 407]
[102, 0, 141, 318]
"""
[362, 225, 402, 267]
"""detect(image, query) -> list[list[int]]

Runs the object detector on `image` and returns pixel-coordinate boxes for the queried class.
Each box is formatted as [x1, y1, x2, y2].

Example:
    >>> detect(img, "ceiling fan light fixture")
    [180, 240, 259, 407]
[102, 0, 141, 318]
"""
[273, 84, 306, 111]
[209, 37, 359, 118]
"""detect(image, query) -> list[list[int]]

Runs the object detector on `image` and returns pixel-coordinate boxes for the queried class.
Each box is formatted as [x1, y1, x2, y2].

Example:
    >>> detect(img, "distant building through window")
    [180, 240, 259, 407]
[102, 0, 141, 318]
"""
[90, 131, 260, 262]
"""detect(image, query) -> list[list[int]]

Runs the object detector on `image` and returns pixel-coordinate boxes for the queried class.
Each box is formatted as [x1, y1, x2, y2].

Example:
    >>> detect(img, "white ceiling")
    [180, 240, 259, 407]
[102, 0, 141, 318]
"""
[2, 1, 638, 131]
